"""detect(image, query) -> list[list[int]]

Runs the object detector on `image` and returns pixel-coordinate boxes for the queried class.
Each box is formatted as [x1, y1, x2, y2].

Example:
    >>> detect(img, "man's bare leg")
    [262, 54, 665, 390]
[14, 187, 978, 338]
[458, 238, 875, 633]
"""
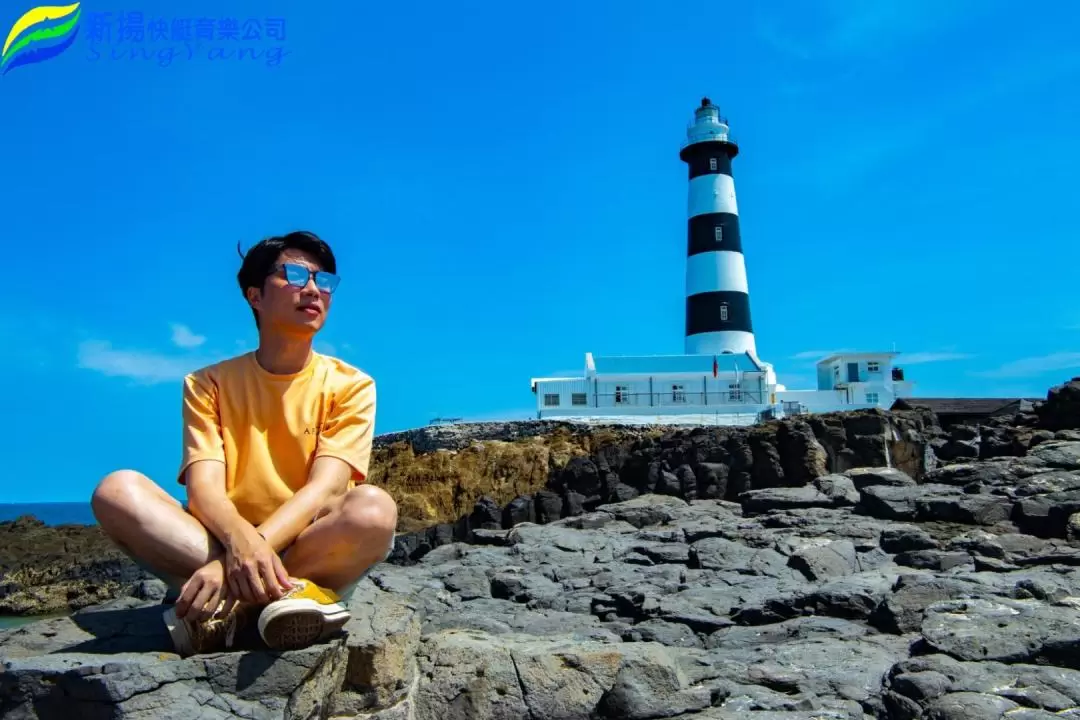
[91, 469, 220, 589]
[93, 472, 397, 596]
[280, 484, 398, 594]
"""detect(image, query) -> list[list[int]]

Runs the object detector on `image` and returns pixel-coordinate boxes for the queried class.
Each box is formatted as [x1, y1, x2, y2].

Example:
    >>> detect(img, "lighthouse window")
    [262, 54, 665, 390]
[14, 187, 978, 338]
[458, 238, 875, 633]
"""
[728, 384, 742, 401]
[709, 157, 717, 171]
[867, 362, 880, 373]
[543, 393, 560, 407]
[720, 305, 729, 321]
[672, 384, 686, 403]
[865, 392, 879, 405]
[571, 393, 588, 406]
[615, 385, 630, 404]
[714, 226, 723, 243]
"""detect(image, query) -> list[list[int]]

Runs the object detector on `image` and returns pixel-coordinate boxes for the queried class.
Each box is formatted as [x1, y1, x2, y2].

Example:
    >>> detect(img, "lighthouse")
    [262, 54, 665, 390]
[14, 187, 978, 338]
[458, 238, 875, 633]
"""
[680, 97, 756, 357]
[528, 95, 921, 424]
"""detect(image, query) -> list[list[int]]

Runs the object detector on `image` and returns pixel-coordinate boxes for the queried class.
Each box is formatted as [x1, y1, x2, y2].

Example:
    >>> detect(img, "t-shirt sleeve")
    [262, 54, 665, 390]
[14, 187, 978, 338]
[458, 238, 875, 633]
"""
[177, 371, 226, 484]
[315, 372, 376, 482]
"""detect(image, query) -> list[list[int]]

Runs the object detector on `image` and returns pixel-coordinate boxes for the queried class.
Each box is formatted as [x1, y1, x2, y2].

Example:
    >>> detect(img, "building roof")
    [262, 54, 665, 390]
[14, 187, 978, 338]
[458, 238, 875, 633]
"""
[891, 397, 1041, 415]
[816, 351, 899, 366]
[591, 352, 762, 376]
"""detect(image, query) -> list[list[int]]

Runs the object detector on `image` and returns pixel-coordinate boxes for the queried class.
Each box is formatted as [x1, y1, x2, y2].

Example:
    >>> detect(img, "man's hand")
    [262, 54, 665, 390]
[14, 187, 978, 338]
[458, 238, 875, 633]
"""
[176, 558, 232, 622]
[223, 525, 293, 604]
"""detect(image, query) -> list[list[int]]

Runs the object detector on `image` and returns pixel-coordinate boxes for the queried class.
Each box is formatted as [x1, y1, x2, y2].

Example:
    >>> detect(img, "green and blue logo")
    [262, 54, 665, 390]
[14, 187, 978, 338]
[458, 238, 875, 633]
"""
[1, 3, 82, 75]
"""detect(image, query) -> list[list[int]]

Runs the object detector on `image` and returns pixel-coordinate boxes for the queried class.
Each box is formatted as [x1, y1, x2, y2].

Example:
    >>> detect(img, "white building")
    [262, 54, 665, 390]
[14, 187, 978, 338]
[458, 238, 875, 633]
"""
[775, 352, 914, 416]
[530, 350, 914, 425]
[528, 98, 916, 426]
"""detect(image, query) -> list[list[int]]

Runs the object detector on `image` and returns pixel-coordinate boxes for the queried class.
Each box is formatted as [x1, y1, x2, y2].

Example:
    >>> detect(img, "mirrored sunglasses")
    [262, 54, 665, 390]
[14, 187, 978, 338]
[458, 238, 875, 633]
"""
[272, 263, 340, 294]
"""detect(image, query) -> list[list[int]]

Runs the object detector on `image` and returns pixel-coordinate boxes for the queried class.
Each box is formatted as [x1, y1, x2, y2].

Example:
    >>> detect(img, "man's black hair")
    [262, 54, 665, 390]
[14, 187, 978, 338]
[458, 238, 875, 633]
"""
[236, 230, 337, 329]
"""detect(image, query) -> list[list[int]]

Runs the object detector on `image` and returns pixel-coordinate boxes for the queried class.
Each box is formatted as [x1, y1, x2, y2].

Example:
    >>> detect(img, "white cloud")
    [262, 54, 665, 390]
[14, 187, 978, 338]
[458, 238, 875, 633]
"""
[791, 349, 970, 365]
[77, 340, 213, 384]
[314, 341, 338, 356]
[170, 323, 206, 349]
[790, 349, 851, 361]
[897, 351, 973, 364]
[972, 352, 1080, 379]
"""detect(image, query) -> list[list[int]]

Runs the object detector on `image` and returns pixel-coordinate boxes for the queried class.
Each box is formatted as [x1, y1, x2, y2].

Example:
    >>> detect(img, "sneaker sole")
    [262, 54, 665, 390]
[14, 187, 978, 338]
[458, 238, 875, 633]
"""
[258, 600, 350, 651]
[162, 607, 195, 657]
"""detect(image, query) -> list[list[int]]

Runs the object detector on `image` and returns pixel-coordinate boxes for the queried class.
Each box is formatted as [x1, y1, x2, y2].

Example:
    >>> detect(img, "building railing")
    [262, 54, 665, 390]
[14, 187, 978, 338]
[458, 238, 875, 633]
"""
[681, 131, 738, 149]
[581, 390, 764, 408]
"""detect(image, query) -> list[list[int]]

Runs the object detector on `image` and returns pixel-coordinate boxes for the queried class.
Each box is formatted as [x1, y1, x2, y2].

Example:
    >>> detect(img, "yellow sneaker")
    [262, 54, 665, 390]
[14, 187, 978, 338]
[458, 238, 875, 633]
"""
[257, 578, 350, 651]
[163, 600, 253, 657]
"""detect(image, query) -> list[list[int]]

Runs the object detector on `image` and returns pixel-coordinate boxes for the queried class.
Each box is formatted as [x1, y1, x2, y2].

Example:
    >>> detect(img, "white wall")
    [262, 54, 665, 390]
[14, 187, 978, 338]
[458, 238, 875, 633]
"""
[538, 412, 762, 427]
[778, 382, 895, 413]
[820, 356, 894, 389]
[534, 373, 770, 414]
[535, 367, 905, 418]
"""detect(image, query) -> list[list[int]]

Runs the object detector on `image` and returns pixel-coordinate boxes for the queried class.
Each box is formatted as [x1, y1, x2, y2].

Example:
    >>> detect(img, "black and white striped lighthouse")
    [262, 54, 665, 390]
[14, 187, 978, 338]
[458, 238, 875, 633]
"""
[680, 97, 757, 358]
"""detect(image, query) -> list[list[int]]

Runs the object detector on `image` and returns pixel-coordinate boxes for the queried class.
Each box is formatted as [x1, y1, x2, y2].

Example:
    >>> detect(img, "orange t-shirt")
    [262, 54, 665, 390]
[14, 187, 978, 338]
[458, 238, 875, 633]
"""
[177, 351, 376, 525]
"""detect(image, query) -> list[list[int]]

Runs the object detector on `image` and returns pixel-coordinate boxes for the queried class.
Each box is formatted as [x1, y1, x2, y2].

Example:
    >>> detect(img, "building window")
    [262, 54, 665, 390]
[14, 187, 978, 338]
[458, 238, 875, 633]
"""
[728, 383, 741, 401]
[865, 392, 879, 405]
[615, 385, 630, 404]
[571, 392, 587, 406]
[543, 393, 560, 407]
[720, 304, 729, 321]
[672, 384, 686, 403]
[714, 226, 723, 243]
[867, 361, 880, 373]
[709, 157, 717, 171]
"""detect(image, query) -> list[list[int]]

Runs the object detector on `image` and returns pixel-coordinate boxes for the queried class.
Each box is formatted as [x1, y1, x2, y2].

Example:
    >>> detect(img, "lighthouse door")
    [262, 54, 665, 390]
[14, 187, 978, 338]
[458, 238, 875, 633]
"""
[846, 363, 860, 383]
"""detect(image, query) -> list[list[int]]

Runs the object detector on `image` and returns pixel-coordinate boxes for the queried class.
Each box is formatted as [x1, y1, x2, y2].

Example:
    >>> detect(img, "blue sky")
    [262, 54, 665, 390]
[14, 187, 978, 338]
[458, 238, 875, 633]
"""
[0, 0, 1077, 503]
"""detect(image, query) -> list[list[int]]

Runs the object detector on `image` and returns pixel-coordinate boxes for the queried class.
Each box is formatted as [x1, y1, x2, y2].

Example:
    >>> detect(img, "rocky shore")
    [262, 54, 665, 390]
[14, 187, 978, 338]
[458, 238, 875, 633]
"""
[1, 377, 1078, 719]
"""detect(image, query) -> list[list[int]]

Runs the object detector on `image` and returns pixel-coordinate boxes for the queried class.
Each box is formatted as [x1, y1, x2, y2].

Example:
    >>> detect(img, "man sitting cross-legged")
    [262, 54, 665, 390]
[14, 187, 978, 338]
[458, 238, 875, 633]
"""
[91, 230, 398, 656]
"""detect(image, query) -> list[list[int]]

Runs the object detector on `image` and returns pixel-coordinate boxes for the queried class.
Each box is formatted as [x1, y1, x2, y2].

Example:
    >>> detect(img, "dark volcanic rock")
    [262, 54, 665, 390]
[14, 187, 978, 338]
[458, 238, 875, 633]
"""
[0, 516, 149, 616]
[1038, 377, 1080, 431]
[856, 484, 963, 521]
[7, 388, 1080, 718]
[845, 467, 917, 490]
[7, 484, 1080, 718]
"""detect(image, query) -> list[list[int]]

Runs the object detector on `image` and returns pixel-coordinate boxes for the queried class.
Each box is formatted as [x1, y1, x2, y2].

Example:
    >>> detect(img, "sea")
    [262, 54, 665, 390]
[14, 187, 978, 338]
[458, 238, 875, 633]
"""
[0, 502, 98, 629]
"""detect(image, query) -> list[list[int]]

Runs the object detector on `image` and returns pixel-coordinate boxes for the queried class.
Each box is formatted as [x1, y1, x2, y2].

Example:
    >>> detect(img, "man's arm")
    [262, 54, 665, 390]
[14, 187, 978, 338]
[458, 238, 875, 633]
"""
[256, 372, 377, 552]
[179, 372, 259, 549]
[179, 371, 289, 604]
[185, 459, 257, 554]
[256, 455, 353, 552]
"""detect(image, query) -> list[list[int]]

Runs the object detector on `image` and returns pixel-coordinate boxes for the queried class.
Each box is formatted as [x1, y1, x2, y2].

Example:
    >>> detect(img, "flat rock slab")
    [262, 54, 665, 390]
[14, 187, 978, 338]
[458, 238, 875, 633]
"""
[412, 629, 713, 720]
[921, 596, 1080, 666]
[1, 639, 346, 720]
[886, 653, 1080, 717]
[844, 467, 917, 490]
[1028, 441, 1080, 470]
